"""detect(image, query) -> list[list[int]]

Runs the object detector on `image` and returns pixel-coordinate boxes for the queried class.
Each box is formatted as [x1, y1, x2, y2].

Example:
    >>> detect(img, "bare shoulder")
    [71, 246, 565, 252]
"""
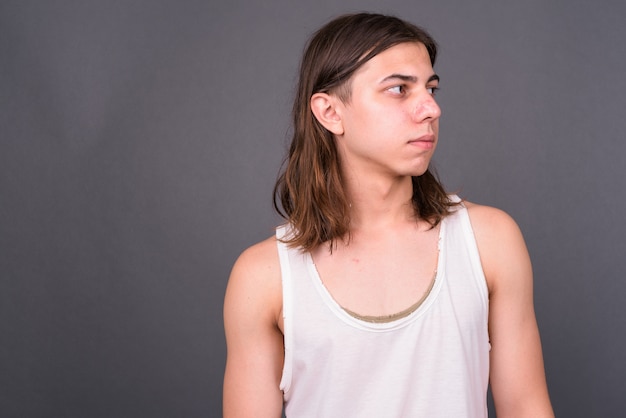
[463, 201, 522, 237]
[463, 201, 531, 292]
[225, 234, 282, 327]
[231, 235, 281, 282]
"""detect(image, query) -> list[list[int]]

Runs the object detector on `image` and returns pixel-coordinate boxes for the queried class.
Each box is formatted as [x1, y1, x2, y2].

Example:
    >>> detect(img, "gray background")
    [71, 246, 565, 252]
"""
[1, 0, 625, 417]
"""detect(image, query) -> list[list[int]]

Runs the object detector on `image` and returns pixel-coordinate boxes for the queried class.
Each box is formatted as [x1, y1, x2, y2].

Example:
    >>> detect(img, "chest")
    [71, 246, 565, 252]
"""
[311, 227, 439, 317]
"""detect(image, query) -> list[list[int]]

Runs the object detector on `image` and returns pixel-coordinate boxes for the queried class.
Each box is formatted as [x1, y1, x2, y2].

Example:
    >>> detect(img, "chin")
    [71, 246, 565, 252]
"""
[408, 165, 430, 177]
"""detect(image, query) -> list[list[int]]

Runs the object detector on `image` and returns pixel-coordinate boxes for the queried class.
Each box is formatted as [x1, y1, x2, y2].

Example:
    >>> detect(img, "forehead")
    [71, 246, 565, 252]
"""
[354, 42, 433, 80]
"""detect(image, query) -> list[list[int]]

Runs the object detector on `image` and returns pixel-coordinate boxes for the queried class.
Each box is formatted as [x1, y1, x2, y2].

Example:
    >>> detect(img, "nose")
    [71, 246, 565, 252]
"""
[412, 92, 441, 122]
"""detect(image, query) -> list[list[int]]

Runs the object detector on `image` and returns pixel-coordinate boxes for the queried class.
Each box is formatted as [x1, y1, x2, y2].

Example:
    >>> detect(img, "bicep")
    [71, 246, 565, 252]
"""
[223, 245, 284, 418]
[486, 238, 545, 412]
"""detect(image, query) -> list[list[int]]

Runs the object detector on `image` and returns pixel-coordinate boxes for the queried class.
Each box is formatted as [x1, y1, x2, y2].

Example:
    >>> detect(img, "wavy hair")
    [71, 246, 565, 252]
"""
[274, 13, 458, 251]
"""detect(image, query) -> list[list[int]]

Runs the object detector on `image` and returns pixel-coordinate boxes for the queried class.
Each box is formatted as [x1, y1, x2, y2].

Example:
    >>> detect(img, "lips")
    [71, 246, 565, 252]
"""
[408, 134, 436, 148]
[410, 134, 435, 143]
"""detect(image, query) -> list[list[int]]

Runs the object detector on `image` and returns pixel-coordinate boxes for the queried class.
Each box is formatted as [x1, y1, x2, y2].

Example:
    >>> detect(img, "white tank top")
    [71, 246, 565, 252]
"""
[277, 200, 490, 417]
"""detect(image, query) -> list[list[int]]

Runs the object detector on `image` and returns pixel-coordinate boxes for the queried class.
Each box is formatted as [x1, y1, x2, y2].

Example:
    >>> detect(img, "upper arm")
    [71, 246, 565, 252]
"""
[223, 237, 284, 418]
[467, 203, 554, 418]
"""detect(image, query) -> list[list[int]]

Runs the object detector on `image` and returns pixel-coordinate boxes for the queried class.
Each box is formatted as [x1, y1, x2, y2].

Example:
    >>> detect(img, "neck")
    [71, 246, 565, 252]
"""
[346, 174, 417, 231]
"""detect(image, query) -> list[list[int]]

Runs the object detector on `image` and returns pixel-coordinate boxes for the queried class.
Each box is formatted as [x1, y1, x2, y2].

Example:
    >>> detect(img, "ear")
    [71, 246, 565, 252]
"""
[310, 93, 344, 135]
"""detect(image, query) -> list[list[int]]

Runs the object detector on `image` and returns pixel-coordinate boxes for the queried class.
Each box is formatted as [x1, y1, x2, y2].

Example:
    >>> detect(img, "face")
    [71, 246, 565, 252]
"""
[332, 42, 441, 179]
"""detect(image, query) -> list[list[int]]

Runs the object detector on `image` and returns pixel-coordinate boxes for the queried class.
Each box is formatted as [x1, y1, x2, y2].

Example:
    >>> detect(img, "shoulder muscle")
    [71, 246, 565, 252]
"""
[464, 202, 531, 294]
[224, 235, 282, 329]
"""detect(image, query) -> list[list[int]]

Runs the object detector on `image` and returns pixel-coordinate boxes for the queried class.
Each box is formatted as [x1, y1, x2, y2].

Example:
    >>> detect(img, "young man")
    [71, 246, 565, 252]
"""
[223, 13, 554, 417]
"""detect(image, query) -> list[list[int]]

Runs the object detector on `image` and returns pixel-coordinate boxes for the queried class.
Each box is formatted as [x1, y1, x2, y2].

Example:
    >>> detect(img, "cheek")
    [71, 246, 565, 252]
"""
[341, 100, 412, 139]
[342, 104, 381, 133]
[366, 104, 409, 129]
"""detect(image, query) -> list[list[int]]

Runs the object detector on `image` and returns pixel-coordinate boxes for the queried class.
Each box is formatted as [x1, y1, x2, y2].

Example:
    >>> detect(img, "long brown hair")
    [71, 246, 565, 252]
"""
[274, 13, 458, 251]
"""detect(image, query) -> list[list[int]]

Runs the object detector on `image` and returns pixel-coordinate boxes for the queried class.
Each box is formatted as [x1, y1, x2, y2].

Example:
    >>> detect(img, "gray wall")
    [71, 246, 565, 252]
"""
[2, 1, 625, 417]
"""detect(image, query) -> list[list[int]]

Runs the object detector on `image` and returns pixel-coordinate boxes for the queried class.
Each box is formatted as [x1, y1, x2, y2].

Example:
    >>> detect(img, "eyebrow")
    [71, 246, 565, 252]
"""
[380, 74, 440, 84]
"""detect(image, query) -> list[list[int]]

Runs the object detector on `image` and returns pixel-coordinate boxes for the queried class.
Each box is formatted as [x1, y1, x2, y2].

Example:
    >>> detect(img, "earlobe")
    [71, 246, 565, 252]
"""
[310, 93, 344, 135]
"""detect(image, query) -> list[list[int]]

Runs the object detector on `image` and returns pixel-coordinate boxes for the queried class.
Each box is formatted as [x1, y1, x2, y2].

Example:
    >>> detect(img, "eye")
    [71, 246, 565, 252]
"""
[427, 86, 439, 96]
[387, 85, 406, 95]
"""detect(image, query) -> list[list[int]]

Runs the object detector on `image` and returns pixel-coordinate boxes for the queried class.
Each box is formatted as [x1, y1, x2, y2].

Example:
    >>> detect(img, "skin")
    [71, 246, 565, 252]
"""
[223, 42, 554, 417]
